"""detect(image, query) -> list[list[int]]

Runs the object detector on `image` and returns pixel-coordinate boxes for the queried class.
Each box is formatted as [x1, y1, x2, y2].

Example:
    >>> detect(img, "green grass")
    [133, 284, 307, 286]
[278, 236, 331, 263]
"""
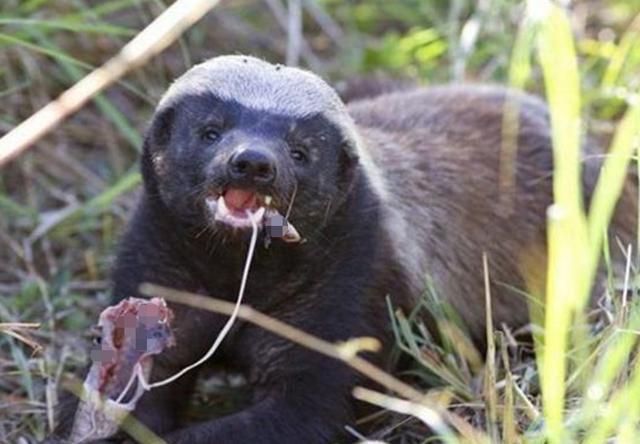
[1, 0, 639, 443]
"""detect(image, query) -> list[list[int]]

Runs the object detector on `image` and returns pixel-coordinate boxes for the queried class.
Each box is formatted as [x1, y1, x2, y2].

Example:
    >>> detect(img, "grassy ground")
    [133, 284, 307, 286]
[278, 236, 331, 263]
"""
[1, 0, 639, 442]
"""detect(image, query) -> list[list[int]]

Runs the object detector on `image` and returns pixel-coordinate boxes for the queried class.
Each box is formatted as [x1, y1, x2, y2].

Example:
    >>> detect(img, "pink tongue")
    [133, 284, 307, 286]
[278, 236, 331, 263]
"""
[224, 189, 257, 210]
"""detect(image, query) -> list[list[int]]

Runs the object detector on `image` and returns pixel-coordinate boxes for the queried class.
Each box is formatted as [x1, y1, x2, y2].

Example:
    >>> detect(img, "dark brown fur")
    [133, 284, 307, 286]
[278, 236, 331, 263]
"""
[352, 84, 635, 341]
[48, 57, 637, 444]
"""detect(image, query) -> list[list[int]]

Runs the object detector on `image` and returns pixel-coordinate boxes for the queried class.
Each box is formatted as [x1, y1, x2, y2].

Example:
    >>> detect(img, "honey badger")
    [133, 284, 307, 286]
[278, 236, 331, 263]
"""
[52, 55, 635, 443]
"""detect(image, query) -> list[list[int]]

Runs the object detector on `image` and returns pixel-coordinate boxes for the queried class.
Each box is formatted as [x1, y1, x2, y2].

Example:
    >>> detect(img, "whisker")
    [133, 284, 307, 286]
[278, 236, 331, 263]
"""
[285, 182, 298, 220]
[194, 224, 210, 239]
[322, 199, 333, 226]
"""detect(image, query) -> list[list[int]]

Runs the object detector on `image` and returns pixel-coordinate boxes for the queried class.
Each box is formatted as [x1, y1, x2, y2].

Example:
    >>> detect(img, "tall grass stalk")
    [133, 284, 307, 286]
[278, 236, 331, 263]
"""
[531, 1, 640, 442]
[533, 2, 588, 440]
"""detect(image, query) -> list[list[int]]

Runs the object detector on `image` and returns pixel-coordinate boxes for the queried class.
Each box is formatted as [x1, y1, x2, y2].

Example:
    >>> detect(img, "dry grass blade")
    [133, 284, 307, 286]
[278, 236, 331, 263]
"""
[139, 283, 489, 442]
[352, 387, 457, 444]
[0, 0, 222, 167]
[500, 334, 518, 444]
[482, 253, 498, 442]
[0, 322, 42, 353]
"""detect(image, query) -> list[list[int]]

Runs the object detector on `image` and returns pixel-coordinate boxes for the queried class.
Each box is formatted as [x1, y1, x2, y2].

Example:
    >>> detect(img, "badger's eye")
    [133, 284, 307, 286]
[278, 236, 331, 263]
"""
[290, 147, 308, 163]
[90, 326, 103, 346]
[201, 126, 221, 142]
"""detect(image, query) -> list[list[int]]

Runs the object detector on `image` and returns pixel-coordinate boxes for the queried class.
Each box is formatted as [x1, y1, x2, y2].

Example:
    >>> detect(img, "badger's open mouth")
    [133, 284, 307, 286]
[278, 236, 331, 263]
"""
[205, 188, 301, 242]
[205, 188, 272, 229]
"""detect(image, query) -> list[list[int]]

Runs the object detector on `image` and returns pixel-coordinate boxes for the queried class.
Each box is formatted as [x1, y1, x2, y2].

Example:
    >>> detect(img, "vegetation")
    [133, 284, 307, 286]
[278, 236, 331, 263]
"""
[1, 0, 639, 442]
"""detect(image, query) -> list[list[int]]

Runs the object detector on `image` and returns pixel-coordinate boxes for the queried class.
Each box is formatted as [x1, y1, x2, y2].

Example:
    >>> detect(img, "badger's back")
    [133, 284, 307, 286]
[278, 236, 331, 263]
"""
[348, 85, 636, 341]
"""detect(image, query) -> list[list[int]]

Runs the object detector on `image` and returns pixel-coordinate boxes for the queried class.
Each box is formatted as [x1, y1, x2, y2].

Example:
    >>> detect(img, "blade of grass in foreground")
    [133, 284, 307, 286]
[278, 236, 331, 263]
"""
[576, 306, 640, 433]
[587, 102, 640, 274]
[601, 13, 640, 90]
[533, 2, 639, 441]
[532, 1, 588, 441]
[0, 17, 136, 36]
[584, 334, 640, 444]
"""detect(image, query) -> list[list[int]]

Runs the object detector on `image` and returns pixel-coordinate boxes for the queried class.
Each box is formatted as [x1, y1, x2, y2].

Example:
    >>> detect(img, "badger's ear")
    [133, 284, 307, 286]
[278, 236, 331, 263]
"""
[141, 106, 176, 183]
[143, 106, 176, 153]
[338, 139, 360, 187]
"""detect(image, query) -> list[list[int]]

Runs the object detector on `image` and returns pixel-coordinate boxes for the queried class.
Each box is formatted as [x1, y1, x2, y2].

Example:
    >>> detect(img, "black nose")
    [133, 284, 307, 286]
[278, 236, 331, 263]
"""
[227, 148, 277, 185]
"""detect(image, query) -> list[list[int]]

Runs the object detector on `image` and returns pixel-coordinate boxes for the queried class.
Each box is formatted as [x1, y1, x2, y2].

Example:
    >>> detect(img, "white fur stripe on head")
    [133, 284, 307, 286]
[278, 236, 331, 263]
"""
[161, 55, 344, 118]
[159, 55, 389, 201]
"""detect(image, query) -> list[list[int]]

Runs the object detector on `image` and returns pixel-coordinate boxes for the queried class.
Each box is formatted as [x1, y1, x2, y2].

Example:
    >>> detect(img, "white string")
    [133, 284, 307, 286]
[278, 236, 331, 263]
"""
[141, 207, 263, 389]
[113, 362, 140, 404]
[78, 210, 263, 438]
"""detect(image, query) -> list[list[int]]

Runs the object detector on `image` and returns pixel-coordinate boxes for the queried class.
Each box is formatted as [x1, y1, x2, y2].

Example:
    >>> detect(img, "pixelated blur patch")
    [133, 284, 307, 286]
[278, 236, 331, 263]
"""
[265, 213, 287, 238]
[94, 298, 172, 358]
[90, 347, 116, 363]
[138, 302, 162, 325]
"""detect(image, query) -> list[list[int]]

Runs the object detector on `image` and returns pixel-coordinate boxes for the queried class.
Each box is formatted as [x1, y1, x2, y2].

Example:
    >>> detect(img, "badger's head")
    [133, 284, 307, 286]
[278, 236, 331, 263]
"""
[141, 55, 365, 241]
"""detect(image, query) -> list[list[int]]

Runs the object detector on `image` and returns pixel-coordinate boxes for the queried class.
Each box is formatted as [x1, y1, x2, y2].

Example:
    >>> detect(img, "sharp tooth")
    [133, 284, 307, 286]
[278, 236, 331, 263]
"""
[264, 195, 273, 206]
[215, 195, 230, 220]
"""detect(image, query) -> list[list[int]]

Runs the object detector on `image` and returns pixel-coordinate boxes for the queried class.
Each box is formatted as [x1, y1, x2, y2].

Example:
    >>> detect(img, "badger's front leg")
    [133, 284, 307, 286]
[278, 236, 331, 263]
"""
[166, 346, 356, 443]
[163, 288, 377, 444]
